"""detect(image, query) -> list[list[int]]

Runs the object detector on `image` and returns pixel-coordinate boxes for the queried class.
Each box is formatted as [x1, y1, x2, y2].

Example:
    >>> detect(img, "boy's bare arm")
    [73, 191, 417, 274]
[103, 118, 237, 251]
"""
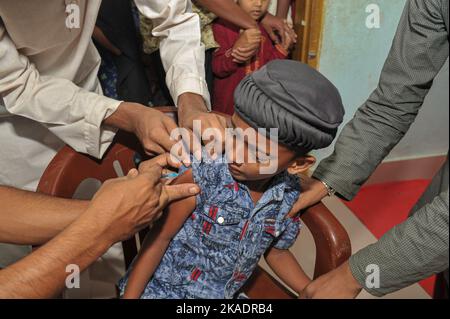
[123, 169, 197, 298]
[264, 247, 311, 295]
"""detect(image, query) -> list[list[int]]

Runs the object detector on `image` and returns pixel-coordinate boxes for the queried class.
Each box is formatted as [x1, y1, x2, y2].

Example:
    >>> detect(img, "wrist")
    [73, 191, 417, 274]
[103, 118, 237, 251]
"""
[78, 206, 115, 250]
[104, 102, 145, 133]
[342, 261, 363, 293]
[178, 93, 209, 121]
[62, 208, 113, 261]
[314, 177, 335, 197]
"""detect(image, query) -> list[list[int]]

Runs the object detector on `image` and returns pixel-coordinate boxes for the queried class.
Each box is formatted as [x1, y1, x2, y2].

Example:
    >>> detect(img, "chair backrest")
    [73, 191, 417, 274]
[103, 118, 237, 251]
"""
[37, 107, 177, 268]
[37, 131, 143, 268]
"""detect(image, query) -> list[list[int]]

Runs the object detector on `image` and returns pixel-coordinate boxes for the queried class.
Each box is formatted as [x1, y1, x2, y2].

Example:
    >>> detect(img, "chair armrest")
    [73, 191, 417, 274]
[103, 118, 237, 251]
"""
[301, 202, 351, 278]
[242, 266, 296, 299]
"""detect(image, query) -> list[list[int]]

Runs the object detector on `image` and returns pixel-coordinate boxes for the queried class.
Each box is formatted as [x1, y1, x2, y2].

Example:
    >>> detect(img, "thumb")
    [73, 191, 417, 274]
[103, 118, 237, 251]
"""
[266, 28, 279, 44]
[162, 183, 200, 204]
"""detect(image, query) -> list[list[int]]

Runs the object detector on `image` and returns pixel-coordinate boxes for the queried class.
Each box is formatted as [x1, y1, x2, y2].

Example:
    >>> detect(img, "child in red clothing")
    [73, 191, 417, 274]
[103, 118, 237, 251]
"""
[212, 0, 294, 115]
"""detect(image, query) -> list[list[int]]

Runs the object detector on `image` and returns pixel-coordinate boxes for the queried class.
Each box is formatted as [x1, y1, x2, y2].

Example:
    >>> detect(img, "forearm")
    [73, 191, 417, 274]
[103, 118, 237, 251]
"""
[177, 93, 210, 127]
[135, 0, 210, 108]
[0, 209, 111, 298]
[349, 190, 449, 296]
[276, 0, 292, 19]
[265, 248, 310, 294]
[196, 0, 257, 29]
[0, 186, 88, 245]
[103, 102, 146, 133]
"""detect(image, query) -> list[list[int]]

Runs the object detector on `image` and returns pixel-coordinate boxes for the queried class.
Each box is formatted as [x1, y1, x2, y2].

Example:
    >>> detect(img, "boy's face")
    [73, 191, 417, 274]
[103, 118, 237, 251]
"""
[226, 113, 314, 182]
[238, 0, 271, 21]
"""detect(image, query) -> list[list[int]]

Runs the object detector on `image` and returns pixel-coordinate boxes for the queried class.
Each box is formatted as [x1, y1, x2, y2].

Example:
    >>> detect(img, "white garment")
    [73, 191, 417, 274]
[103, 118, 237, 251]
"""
[0, 0, 209, 191]
[268, 0, 293, 24]
[0, 0, 208, 297]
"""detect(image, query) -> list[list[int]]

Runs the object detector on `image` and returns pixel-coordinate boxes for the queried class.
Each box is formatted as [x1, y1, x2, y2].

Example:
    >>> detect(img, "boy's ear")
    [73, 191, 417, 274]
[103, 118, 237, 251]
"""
[287, 155, 316, 175]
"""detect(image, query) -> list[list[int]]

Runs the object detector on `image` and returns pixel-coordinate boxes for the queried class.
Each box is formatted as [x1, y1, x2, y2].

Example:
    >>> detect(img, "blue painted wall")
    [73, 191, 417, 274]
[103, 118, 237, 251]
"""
[314, 0, 449, 163]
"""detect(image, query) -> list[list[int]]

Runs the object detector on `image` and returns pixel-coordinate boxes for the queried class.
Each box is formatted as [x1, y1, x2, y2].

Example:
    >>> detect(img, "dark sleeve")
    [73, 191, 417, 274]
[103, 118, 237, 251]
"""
[212, 20, 240, 78]
[313, 0, 449, 200]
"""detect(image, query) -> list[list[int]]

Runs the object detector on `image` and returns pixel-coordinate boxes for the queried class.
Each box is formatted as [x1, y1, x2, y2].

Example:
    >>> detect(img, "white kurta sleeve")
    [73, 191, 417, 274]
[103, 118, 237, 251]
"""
[0, 23, 121, 159]
[134, 0, 211, 109]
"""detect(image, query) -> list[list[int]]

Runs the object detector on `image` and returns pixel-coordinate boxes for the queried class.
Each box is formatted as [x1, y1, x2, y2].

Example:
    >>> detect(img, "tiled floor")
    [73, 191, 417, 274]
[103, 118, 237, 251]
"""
[259, 196, 431, 299]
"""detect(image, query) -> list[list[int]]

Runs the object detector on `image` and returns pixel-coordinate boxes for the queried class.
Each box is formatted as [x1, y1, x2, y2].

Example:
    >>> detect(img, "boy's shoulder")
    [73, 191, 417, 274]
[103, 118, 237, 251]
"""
[268, 173, 301, 216]
[179, 152, 231, 191]
[284, 172, 301, 191]
[275, 172, 301, 200]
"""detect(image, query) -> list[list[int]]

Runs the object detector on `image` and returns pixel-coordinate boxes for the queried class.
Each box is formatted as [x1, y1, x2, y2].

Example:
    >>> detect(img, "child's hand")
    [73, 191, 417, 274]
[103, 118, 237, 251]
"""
[234, 28, 262, 49]
[232, 28, 261, 63]
[231, 46, 258, 64]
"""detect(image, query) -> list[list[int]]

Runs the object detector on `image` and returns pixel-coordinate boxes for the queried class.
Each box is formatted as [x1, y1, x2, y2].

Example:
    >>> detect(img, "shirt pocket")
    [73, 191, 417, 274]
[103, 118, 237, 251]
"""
[197, 203, 246, 250]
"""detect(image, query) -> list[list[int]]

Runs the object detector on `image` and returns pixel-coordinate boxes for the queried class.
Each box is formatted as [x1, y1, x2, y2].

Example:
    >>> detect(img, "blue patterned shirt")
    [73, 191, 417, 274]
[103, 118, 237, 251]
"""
[120, 154, 302, 299]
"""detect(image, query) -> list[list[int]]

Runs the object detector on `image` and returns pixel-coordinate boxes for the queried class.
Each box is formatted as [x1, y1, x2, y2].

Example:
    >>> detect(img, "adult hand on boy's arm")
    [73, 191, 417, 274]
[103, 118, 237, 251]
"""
[287, 175, 328, 217]
[104, 102, 187, 160]
[178, 93, 227, 159]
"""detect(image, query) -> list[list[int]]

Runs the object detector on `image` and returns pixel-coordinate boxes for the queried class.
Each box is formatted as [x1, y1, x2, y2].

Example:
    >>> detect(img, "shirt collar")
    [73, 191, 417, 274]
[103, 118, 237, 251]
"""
[221, 162, 289, 203]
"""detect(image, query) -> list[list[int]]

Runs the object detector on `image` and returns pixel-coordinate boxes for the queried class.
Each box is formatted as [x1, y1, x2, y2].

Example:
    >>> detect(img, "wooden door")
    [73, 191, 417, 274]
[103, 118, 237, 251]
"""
[292, 0, 325, 69]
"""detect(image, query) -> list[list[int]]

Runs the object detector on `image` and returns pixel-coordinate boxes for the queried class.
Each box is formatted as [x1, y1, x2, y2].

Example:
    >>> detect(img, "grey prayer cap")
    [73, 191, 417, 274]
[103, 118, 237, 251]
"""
[234, 60, 345, 153]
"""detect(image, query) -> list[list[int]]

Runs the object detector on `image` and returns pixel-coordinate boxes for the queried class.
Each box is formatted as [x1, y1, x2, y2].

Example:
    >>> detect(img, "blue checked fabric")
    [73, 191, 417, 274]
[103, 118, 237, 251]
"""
[119, 154, 302, 299]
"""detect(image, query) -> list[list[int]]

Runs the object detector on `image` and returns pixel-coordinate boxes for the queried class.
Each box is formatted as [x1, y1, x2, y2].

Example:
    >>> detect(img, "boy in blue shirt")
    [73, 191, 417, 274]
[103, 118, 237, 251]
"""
[120, 60, 345, 299]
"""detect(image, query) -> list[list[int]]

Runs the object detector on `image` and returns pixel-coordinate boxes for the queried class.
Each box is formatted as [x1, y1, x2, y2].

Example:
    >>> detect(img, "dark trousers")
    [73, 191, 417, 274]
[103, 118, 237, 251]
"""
[148, 48, 215, 106]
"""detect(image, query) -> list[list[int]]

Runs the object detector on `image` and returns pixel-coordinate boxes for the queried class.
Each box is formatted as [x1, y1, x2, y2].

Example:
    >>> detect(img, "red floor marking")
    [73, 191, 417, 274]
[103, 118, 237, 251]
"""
[342, 179, 437, 297]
